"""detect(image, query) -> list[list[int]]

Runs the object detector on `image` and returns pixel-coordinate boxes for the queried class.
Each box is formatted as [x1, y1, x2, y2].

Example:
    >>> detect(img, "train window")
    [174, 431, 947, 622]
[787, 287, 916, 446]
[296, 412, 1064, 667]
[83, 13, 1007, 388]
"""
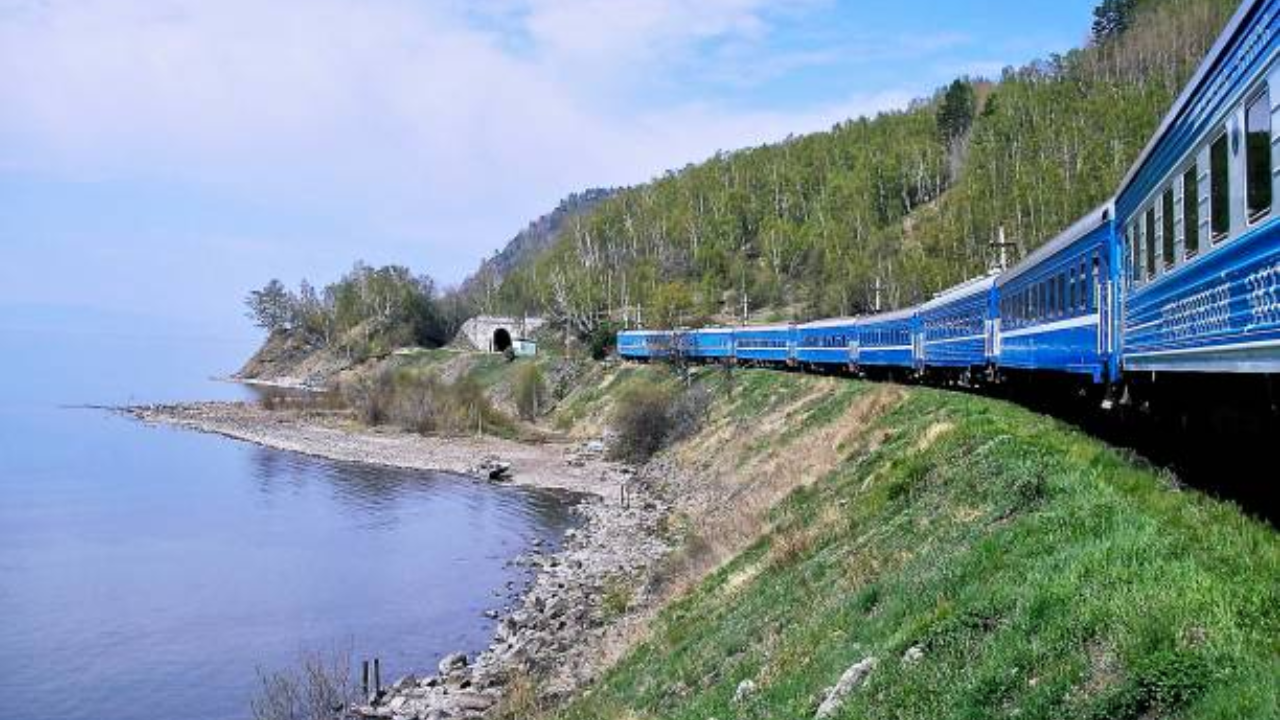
[1144, 207, 1157, 278]
[1161, 188, 1175, 270]
[1183, 165, 1199, 259]
[1068, 268, 1076, 313]
[1246, 86, 1272, 221]
[1090, 255, 1100, 312]
[1081, 259, 1090, 311]
[1126, 225, 1138, 284]
[1210, 131, 1230, 240]
[1057, 274, 1066, 316]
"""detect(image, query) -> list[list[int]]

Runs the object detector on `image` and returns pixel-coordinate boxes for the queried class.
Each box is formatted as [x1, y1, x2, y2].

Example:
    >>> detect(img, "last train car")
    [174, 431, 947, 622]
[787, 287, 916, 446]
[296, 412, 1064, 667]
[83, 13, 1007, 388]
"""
[854, 308, 916, 372]
[732, 323, 797, 365]
[917, 273, 997, 377]
[995, 203, 1118, 382]
[795, 317, 859, 369]
[1115, 0, 1280, 374]
[617, 329, 672, 361]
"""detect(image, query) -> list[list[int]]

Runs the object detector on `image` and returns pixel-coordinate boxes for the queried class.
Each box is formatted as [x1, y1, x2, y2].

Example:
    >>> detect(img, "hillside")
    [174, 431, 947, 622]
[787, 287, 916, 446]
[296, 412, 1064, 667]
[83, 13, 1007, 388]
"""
[483, 0, 1240, 333]
[542, 365, 1279, 720]
[459, 188, 616, 312]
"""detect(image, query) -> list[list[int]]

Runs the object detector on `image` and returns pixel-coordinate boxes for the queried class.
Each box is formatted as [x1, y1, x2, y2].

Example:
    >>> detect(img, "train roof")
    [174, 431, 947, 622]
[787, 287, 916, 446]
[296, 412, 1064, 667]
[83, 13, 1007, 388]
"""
[1116, 0, 1267, 194]
[689, 326, 735, 334]
[997, 202, 1113, 287]
[920, 273, 996, 311]
[798, 316, 861, 329]
[618, 328, 669, 336]
[858, 306, 915, 325]
[731, 322, 795, 333]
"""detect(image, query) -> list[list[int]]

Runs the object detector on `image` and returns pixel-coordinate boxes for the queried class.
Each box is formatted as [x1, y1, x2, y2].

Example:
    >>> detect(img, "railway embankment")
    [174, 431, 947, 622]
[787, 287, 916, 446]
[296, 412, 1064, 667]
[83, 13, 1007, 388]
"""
[136, 356, 1279, 718]
[544, 365, 1279, 720]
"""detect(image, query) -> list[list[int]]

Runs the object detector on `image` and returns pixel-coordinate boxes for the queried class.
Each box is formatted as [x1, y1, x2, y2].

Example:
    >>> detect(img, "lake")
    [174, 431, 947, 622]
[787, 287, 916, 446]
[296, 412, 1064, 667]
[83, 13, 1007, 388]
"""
[0, 320, 578, 720]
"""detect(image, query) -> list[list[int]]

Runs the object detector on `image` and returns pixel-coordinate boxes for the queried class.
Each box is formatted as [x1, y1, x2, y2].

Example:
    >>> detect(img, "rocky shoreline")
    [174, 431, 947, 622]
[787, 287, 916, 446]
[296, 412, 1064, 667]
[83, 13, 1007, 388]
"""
[125, 401, 672, 719]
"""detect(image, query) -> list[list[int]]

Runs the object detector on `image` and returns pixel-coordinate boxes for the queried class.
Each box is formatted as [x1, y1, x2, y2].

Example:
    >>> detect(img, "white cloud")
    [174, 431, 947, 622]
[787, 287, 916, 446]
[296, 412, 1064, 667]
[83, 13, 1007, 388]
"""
[0, 0, 912, 285]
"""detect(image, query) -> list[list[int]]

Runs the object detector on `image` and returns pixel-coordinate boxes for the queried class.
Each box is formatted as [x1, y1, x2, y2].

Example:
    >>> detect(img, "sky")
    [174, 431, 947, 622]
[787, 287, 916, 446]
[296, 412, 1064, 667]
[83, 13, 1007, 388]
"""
[0, 0, 1098, 340]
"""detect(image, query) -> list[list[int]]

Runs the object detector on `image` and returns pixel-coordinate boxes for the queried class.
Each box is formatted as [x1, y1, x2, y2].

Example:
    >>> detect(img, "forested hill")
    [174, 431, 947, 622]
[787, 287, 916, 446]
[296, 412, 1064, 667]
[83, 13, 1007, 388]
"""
[459, 188, 616, 312]
[483, 0, 1239, 335]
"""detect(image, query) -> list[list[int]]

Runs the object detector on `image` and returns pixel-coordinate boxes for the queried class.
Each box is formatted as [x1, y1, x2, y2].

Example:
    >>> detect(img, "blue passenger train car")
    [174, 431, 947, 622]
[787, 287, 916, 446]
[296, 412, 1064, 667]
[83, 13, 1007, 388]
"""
[687, 327, 735, 361]
[855, 308, 916, 371]
[996, 204, 1118, 382]
[795, 318, 859, 368]
[733, 323, 796, 365]
[917, 274, 997, 375]
[617, 330, 672, 360]
[1115, 0, 1280, 373]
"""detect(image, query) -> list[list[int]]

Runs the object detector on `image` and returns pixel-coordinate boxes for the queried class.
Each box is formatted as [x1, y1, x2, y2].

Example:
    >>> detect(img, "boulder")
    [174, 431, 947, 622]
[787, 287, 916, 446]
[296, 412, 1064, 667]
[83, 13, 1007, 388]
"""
[437, 652, 468, 676]
[815, 657, 877, 719]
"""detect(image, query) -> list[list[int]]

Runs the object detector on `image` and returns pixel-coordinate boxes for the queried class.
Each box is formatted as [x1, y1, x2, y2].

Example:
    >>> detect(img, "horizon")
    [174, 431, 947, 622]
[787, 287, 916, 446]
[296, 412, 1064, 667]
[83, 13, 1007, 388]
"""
[1, 0, 1096, 341]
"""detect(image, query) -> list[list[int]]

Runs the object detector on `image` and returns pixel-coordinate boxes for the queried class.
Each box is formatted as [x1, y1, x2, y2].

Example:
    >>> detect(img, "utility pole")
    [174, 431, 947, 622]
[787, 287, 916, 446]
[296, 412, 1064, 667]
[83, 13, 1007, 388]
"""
[990, 226, 1019, 273]
[874, 276, 883, 312]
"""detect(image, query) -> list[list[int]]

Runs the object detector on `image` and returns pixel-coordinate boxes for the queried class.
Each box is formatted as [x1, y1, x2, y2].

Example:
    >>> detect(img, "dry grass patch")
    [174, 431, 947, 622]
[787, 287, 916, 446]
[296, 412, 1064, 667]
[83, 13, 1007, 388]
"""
[658, 381, 906, 597]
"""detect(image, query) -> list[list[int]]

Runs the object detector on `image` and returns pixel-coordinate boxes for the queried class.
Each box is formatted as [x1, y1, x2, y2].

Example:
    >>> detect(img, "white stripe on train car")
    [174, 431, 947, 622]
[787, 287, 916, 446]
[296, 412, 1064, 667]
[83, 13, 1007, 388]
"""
[1001, 314, 1099, 339]
[1123, 338, 1280, 358]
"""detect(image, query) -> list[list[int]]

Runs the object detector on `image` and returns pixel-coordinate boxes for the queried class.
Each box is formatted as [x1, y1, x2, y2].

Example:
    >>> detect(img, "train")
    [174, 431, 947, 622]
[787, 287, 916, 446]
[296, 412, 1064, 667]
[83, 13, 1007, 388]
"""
[619, 0, 1280, 415]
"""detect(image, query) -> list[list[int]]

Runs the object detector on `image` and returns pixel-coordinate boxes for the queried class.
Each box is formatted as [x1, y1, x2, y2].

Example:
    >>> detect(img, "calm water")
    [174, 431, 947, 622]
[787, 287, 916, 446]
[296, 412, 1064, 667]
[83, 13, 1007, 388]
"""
[0, 320, 577, 720]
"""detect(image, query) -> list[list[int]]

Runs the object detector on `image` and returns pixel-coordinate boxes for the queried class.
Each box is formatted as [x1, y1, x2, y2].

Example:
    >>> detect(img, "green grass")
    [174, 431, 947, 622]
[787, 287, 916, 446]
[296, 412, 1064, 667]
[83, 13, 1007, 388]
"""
[553, 375, 1279, 720]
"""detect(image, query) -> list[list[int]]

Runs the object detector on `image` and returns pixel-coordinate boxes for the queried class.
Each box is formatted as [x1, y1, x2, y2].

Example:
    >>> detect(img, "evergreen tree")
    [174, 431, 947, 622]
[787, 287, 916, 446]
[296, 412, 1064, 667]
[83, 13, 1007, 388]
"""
[245, 279, 295, 332]
[1092, 0, 1137, 43]
[937, 79, 976, 146]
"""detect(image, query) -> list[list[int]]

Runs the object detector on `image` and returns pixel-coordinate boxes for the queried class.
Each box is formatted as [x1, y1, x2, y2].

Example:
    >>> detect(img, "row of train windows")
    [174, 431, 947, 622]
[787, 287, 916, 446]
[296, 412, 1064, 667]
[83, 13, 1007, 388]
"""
[738, 339, 789, 349]
[806, 334, 851, 348]
[1002, 254, 1100, 326]
[865, 328, 909, 345]
[926, 315, 980, 338]
[1128, 84, 1272, 284]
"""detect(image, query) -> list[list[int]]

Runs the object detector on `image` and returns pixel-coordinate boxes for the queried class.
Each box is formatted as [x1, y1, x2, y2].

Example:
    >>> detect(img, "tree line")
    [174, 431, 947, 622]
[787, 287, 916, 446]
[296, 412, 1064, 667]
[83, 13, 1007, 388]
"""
[245, 263, 467, 360]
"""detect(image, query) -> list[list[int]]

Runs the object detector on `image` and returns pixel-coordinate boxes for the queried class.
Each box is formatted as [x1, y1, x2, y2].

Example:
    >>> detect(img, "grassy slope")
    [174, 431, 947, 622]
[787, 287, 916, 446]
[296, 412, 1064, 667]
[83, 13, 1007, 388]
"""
[552, 368, 1278, 720]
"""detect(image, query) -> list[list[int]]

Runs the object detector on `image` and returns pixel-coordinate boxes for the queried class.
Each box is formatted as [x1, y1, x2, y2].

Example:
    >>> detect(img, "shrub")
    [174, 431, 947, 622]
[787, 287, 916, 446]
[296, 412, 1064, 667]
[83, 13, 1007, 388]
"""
[250, 648, 354, 720]
[667, 384, 711, 444]
[513, 363, 548, 421]
[340, 367, 511, 435]
[585, 321, 621, 360]
[341, 368, 397, 425]
[602, 575, 634, 617]
[610, 380, 710, 462]
[610, 382, 677, 462]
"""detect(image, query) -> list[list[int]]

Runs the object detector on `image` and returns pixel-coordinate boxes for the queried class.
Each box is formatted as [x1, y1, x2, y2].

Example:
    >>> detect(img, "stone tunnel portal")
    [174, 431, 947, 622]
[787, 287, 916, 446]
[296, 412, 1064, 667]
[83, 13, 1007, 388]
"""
[492, 327, 513, 353]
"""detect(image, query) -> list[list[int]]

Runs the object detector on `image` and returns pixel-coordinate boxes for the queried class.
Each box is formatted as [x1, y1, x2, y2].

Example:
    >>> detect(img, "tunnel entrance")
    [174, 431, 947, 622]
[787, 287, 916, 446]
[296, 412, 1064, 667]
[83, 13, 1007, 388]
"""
[492, 328, 513, 353]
